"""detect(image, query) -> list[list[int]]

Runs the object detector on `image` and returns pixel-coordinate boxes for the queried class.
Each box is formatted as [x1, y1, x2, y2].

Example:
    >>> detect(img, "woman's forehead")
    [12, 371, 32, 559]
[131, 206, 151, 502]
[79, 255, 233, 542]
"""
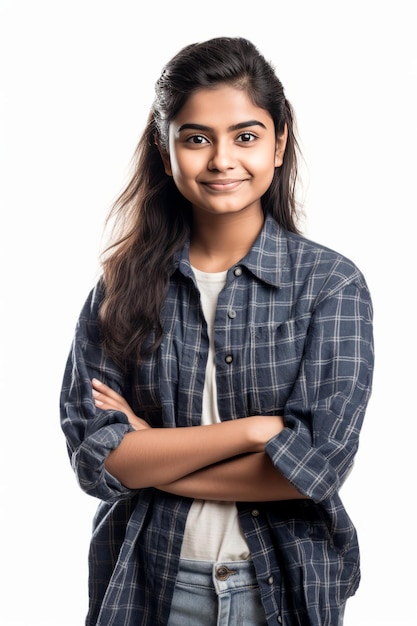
[172, 85, 272, 129]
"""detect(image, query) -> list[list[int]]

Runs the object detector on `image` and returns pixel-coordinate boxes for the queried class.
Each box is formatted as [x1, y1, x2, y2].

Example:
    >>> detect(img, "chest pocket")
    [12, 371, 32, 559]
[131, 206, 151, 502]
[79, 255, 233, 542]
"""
[246, 313, 311, 414]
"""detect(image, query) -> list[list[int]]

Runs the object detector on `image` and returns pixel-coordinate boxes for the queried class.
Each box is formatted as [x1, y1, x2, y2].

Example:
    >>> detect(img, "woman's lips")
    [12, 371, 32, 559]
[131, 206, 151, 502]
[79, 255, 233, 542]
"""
[202, 179, 245, 191]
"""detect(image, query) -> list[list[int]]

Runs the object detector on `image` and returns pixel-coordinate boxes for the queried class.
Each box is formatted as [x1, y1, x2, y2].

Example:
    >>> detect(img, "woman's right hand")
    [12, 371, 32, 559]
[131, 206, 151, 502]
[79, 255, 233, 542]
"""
[247, 414, 285, 452]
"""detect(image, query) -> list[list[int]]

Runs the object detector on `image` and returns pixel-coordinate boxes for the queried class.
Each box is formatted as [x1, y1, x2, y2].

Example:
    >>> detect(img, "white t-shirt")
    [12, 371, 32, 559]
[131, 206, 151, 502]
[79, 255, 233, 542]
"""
[180, 267, 250, 562]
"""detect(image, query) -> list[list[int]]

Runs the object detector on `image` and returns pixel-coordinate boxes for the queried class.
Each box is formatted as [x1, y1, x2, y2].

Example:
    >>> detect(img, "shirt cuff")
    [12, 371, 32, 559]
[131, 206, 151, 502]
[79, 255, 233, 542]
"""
[265, 427, 340, 502]
[72, 423, 134, 502]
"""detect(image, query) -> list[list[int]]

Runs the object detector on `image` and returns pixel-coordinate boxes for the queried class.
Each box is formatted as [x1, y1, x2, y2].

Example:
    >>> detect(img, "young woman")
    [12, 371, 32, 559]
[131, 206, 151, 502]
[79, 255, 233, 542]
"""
[60, 37, 374, 626]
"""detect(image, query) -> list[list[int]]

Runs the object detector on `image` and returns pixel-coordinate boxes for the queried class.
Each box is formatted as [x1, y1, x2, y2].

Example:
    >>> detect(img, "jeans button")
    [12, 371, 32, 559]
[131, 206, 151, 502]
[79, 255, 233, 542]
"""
[215, 565, 237, 581]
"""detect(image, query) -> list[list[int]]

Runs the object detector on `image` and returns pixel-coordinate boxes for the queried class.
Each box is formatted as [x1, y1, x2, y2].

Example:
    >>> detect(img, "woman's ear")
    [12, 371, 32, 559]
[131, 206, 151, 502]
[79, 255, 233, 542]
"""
[274, 124, 288, 167]
[155, 135, 172, 176]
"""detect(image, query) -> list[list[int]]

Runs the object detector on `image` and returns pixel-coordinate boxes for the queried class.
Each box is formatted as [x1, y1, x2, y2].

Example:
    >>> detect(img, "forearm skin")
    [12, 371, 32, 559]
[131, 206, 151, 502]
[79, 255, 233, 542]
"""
[157, 452, 307, 502]
[104, 416, 284, 490]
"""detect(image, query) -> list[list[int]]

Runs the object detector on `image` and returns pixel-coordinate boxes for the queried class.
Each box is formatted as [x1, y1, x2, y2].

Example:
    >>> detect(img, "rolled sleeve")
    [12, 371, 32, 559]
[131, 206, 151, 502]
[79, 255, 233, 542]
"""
[60, 282, 136, 502]
[266, 279, 374, 503]
[71, 422, 133, 501]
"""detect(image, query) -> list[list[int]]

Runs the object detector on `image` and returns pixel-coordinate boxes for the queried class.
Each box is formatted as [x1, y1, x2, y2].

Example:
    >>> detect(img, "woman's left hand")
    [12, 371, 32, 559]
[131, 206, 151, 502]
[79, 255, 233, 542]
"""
[92, 378, 150, 431]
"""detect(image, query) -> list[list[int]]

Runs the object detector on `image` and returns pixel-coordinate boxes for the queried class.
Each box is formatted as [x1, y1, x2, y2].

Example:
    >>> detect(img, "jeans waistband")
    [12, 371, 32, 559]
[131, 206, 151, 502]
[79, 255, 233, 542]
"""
[177, 558, 259, 593]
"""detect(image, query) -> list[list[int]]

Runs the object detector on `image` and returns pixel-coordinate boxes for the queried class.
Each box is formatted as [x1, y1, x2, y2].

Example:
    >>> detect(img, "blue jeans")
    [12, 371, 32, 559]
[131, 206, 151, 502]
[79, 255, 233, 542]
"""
[167, 558, 269, 625]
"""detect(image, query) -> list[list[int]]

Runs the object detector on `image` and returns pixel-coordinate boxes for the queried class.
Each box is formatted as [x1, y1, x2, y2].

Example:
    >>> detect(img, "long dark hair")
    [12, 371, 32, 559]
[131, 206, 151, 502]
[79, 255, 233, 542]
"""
[100, 37, 301, 367]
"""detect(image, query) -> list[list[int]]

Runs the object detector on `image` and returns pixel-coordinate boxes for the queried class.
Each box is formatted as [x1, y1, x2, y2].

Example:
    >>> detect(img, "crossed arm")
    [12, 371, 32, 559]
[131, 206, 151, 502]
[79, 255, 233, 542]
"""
[92, 379, 306, 502]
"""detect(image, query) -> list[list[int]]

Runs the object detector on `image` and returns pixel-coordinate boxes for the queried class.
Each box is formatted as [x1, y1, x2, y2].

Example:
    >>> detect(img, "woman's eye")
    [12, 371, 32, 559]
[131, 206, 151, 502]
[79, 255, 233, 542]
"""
[187, 135, 208, 144]
[237, 132, 256, 143]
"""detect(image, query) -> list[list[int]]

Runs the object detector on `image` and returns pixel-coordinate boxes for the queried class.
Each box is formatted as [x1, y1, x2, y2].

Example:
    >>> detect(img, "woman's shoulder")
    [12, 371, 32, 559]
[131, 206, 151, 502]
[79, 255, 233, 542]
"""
[285, 228, 353, 260]
[80, 277, 105, 313]
[280, 228, 370, 294]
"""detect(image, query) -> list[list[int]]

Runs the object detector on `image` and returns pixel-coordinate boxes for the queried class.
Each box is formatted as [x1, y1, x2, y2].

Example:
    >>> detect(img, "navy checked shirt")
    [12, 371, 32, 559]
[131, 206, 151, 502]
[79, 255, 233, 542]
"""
[60, 214, 374, 626]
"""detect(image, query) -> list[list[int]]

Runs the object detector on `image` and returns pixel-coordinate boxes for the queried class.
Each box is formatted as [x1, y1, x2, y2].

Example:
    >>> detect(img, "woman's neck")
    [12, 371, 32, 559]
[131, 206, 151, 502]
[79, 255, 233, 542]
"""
[189, 208, 264, 272]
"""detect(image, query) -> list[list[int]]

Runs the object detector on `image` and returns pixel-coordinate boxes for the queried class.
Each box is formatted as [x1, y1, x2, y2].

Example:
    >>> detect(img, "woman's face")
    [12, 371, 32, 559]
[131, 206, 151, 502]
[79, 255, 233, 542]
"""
[159, 85, 286, 220]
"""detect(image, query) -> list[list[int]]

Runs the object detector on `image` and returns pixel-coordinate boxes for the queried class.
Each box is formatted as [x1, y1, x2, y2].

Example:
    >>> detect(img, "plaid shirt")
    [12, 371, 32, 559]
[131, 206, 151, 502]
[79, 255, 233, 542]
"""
[60, 214, 374, 626]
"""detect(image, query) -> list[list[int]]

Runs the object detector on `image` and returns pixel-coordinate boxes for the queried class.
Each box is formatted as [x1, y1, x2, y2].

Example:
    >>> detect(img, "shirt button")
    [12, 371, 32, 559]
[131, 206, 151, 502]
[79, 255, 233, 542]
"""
[267, 575, 274, 585]
[251, 509, 259, 517]
[228, 309, 236, 319]
[234, 266, 242, 277]
[225, 354, 233, 364]
[277, 616, 282, 624]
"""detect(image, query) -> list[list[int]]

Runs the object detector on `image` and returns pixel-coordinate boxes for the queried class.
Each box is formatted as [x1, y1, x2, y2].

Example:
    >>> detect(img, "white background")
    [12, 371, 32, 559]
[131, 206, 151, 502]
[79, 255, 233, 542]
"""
[1, 1, 416, 624]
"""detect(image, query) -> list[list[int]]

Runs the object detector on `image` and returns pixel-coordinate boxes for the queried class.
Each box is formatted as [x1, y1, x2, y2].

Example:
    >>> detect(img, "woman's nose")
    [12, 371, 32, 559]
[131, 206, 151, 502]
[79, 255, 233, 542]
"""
[208, 141, 236, 171]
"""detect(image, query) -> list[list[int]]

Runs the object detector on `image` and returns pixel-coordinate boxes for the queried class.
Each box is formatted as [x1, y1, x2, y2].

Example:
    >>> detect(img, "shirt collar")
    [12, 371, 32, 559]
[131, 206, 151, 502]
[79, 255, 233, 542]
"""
[172, 214, 287, 287]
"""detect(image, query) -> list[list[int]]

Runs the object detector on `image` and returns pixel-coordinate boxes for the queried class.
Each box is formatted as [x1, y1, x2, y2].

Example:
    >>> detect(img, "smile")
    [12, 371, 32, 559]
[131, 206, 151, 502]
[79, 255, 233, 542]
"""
[202, 179, 245, 191]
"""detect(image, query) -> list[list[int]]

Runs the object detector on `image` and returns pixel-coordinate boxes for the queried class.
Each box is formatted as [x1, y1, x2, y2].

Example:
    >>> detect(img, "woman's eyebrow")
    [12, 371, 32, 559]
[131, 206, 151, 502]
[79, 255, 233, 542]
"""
[177, 120, 267, 133]
[230, 120, 267, 131]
